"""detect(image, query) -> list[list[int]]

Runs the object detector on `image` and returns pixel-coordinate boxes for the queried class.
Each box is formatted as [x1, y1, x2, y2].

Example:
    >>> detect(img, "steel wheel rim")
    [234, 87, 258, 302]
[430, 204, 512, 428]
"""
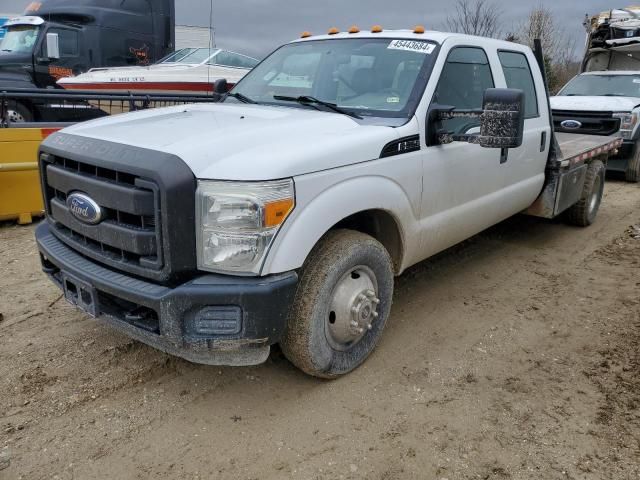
[8, 109, 25, 123]
[589, 173, 602, 215]
[325, 265, 380, 352]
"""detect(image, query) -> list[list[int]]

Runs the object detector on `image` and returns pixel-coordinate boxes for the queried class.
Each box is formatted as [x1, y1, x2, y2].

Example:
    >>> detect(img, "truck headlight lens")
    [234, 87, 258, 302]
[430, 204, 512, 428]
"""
[613, 112, 638, 135]
[196, 179, 295, 274]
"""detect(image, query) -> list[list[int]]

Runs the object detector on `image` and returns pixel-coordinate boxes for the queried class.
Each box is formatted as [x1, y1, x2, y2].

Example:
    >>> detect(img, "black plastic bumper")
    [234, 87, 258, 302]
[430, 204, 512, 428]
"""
[36, 222, 298, 366]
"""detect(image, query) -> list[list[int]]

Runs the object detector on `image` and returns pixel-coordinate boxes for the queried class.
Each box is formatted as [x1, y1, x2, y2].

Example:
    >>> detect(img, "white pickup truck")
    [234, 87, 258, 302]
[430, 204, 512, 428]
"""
[35, 28, 622, 377]
[552, 71, 640, 182]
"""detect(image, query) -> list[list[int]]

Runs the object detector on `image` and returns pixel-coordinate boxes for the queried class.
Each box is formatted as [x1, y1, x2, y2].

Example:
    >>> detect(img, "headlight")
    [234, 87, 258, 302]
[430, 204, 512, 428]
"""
[613, 112, 638, 136]
[196, 179, 295, 274]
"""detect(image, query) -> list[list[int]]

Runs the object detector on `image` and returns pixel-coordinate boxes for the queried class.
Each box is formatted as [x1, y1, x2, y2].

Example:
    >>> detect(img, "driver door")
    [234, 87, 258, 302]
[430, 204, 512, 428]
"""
[420, 46, 507, 257]
[33, 27, 83, 88]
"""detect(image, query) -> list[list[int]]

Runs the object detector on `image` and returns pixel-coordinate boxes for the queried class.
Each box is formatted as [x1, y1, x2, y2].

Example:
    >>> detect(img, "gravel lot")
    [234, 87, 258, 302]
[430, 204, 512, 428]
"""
[1, 180, 639, 480]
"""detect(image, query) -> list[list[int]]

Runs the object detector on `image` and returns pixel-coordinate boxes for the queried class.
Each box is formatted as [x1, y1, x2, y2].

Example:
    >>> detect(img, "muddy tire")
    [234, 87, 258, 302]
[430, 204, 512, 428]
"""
[5, 101, 33, 123]
[566, 160, 605, 227]
[626, 145, 640, 183]
[281, 229, 394, 378]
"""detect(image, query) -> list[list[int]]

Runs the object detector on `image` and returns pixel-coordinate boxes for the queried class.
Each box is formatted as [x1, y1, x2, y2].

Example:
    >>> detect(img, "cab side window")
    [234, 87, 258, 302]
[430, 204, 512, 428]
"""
[498, 51, 539, 118]
[432, 47, 494, 135]
[48, 28, 79, 57]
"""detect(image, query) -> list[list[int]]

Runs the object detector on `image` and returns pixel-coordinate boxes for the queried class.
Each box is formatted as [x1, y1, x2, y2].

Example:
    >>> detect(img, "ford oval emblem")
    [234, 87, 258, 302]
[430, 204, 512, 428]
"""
[66, 192, 104, 225]
[561, 120, 582, 130]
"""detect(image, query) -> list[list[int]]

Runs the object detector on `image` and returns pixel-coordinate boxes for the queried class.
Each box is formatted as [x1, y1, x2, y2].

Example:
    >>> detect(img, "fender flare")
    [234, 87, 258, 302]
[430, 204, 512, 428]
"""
[262, 175, 419, 275]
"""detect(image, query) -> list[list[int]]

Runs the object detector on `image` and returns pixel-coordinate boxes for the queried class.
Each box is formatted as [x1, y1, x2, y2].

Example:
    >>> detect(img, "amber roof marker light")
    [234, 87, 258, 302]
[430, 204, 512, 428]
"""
[414, 25, 426, 34]
[348, 25, 360, 34]
[328, 27, 340, 35]
[301, 31, 312, 38]
[371, 25, 383, 33]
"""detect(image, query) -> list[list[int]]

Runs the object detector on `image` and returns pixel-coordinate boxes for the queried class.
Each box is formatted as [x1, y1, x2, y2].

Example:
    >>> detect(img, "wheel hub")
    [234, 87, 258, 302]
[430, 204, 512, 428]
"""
[589, 174, 601, 214]
[7, 109, 25, 123]
[326, 267, 380, 351]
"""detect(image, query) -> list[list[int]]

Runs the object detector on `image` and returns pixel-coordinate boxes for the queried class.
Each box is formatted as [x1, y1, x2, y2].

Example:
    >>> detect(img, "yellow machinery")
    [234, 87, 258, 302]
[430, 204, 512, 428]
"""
[0, 128, 59, 224]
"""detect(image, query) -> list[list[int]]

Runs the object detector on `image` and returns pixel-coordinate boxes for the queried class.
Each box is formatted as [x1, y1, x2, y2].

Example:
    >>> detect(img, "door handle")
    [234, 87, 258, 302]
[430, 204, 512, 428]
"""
[540, 131, 547, 152]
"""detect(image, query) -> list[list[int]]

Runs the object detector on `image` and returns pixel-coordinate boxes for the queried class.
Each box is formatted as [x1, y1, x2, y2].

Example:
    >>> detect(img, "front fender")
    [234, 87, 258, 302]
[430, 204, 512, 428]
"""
[262, 173, 420, 276]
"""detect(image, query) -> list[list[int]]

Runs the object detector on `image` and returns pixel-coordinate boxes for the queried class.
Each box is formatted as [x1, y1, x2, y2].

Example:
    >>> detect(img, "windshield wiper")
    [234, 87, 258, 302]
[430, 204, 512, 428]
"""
[225, 92, 256, 104]
[273, 95, 362, 120]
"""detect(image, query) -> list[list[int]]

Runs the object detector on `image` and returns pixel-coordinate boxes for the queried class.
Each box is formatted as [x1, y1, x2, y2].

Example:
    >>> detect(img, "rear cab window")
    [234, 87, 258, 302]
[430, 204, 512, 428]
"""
[498, 51, 539, 119]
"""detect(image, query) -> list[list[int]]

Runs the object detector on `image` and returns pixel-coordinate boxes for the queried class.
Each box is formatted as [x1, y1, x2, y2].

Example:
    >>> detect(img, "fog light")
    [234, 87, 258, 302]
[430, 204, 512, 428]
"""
[193, 307, 242, 336]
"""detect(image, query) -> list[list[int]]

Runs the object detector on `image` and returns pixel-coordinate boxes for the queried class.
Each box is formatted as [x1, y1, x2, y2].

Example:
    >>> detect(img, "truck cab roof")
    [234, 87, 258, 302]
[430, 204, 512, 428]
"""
[292, 28, 531, 52]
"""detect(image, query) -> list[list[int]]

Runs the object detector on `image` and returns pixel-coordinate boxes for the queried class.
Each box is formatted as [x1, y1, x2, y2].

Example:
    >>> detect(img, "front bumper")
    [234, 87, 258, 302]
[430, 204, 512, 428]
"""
[36, 222, 298, 366]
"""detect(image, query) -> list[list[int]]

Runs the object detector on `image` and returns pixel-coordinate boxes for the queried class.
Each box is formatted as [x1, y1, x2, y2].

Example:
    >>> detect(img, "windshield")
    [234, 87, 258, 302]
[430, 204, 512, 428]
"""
[228, 38, 437, 120]
[0, 25, 39, 54]
[559, 74, 640, 98]
[160, 48, 218, 65]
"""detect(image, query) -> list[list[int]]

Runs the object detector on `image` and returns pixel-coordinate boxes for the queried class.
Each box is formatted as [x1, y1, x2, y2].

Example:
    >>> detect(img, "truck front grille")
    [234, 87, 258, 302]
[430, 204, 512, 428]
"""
[552, 110, 621, 136]
[41, 154, 163, 276]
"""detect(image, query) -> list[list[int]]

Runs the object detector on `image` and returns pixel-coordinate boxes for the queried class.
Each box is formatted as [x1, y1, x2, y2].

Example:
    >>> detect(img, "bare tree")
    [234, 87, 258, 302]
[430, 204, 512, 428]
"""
[514, 4, 577, 92]
[445, 0, 502, 38]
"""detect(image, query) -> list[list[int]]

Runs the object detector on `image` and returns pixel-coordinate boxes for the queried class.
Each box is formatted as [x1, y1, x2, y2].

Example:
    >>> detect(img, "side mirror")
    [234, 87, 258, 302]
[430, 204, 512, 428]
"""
[426, 88, 525, 149]
[213, 78, 228, 94]
[45, 33, 60, 60]
[479, 88, 525, 149]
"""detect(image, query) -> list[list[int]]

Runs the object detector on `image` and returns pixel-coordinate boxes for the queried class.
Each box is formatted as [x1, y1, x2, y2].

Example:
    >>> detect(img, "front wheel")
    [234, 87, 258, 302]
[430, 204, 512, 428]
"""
[281, 229, 394, 378]
[4, 101, 34, 123]
[566, 160, 605, 227]
[626, 144, 640, 183]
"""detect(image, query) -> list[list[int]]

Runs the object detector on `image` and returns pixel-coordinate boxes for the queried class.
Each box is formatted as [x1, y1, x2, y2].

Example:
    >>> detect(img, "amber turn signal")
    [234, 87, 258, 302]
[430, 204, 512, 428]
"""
[264, 199, 295, 228]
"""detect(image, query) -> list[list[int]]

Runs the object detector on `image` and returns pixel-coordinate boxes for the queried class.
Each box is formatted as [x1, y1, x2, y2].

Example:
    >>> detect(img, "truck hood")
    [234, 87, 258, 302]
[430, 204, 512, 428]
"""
[58, 103, 401, 180]
[551, 95, 640, 112]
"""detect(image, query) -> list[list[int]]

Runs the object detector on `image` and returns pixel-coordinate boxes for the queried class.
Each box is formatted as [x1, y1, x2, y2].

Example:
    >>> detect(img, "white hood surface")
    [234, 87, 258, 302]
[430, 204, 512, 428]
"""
[551, 95, 640, 112]
[59, 103, 399, 180]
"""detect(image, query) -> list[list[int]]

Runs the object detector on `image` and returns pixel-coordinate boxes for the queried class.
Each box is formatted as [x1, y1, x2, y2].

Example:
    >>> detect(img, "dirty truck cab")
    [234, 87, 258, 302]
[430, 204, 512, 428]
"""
[36, 29, 607, 378]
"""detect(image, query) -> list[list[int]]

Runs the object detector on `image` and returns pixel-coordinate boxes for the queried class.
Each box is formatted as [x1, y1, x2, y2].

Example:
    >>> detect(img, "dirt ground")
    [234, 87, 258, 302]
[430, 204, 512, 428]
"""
[0, 180, 639, 480]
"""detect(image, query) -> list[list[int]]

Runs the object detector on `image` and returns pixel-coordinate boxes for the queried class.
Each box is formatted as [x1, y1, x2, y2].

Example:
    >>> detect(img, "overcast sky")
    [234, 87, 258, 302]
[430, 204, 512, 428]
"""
[0, 0, 626, 59]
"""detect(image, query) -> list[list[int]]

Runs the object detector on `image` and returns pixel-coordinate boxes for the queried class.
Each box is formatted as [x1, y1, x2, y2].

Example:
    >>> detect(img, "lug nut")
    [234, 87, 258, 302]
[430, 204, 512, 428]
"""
[372, 312, 379, 319]
[358, 328, 365, 334]
[351, 320, 359, 327]
[367, 324, 373, 330]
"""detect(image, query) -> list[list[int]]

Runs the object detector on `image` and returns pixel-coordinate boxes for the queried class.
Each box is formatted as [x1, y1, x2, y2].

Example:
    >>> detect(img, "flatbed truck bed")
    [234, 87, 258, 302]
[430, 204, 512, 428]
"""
[527, 133, 623, 219]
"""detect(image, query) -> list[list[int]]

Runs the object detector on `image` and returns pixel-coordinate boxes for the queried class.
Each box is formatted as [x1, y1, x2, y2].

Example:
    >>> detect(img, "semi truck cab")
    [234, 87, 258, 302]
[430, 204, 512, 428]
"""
[0, 0, 175, 122]
[35, 28, 622, 378]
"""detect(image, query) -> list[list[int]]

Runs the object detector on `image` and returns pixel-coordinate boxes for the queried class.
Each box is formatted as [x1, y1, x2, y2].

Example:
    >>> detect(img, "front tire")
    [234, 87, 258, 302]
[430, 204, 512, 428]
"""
[5, 101, 34, 123]
[566, 160, 605, 227]
[281, 229, 394, 378]
[626, 144, 640, 183]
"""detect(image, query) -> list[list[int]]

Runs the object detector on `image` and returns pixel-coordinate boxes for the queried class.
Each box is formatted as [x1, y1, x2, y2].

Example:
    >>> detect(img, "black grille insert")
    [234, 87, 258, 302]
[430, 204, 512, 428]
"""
[552, 110, 621, 136]
[41, 154, 163, 273]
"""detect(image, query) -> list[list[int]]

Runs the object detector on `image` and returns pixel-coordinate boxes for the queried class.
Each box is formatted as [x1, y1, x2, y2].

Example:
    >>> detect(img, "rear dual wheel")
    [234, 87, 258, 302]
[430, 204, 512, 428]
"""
[566, 160, 605, 227]
[281, 230, 394, 378]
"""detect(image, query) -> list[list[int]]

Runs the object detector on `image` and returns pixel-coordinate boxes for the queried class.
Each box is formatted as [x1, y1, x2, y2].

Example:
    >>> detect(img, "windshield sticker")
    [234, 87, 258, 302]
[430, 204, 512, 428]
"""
[388, 40, 435, 55]
[633, 79, 640, 84]
[387, 97, 400, 103]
